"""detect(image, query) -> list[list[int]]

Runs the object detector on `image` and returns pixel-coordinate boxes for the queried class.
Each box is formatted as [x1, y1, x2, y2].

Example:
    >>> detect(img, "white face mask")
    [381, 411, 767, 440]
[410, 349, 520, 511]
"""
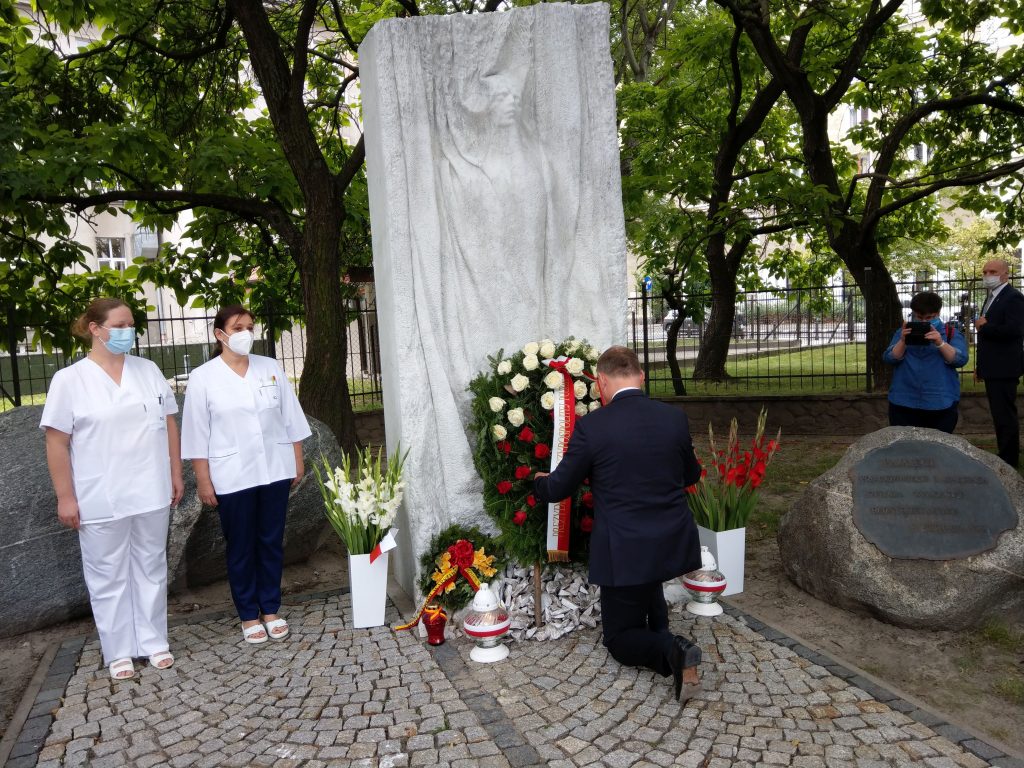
[982, 275, 1003, 290]
[222, 329, 254, 356]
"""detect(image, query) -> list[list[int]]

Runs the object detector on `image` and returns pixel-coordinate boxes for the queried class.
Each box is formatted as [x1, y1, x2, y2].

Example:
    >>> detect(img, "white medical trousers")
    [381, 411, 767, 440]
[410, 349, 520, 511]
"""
[78, 507, 170, 664]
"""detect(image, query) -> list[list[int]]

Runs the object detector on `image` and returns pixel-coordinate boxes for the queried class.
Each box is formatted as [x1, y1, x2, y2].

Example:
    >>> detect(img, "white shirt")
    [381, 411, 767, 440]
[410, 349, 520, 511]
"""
[40, 356, 177, 523]
[180, 354, 312, 494]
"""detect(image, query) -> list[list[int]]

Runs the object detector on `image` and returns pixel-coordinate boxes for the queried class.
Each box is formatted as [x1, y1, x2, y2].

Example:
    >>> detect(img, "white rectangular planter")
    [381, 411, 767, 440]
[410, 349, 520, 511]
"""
[348, 552, 389, 629]
[696, 525, 745, 597]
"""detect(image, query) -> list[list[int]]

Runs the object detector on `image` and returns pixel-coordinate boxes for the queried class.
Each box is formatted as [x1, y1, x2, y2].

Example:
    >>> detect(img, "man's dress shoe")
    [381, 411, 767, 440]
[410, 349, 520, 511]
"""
[669, 635, 702, 701]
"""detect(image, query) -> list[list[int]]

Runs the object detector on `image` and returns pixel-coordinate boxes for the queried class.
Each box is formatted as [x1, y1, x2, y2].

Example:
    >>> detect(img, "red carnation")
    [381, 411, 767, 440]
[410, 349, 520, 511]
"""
[513, 509, 528, 526]
[581, 491, 594, 508]
[514, 465, 531, 480]
[526, 494, 537, 507]
[518, 427, 535, 442]
[496, 480, 513, 495]
[496, 440, 512, 455]
[448, 539, 476, 568]
[534, 443, 551, 459]
[580, 515, 594, 533]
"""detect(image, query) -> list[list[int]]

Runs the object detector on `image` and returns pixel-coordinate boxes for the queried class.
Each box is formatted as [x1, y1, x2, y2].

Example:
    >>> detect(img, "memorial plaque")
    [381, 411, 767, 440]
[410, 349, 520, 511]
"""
[852, 440, 1016, 560]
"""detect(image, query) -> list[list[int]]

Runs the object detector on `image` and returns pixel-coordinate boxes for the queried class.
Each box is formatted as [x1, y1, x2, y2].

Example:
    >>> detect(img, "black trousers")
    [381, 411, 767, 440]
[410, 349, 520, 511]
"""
[888, 402, 959, 434]
[599, 582, 674, 677]
[984, 378, 1021, 467]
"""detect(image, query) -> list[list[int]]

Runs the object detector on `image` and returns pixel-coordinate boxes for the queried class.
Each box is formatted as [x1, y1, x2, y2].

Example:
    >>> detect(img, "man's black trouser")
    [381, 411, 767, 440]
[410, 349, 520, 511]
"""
[984, 377, 1021, 467]
[599, 582, 674, 677]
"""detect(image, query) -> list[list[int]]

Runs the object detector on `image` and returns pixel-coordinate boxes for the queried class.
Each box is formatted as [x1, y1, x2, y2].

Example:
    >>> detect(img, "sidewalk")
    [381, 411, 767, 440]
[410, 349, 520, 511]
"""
[3, 586, 1022, 768]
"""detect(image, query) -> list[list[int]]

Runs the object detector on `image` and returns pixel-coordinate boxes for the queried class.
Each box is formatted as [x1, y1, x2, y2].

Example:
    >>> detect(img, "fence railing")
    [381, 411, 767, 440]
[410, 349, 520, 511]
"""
[1, 276, 1006, 411]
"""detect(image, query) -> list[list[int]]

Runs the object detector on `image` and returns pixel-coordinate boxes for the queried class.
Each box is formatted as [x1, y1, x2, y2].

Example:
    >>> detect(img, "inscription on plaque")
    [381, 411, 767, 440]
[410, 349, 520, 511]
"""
[852, 440, 1017, 560]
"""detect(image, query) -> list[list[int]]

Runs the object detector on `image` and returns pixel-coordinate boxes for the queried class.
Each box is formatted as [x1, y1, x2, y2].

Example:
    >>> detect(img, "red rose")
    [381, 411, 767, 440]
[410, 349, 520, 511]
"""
[526, 494, 537, 508]
[496, 440, 512, 455]
[534, 443, 551, 459]
[496, 480, 513, 495]
[514, 465, 531, 480]
[581, 491, 594, 508]
[513, 509, 528, 526]
[447, 539, 476, 568]
[518, 427, 534, 442]
[580, 515, 594, 533]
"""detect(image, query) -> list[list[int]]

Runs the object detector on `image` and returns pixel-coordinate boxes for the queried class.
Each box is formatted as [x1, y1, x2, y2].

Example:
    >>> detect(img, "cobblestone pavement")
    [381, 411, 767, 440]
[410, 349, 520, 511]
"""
[5, 591, 1021, 768]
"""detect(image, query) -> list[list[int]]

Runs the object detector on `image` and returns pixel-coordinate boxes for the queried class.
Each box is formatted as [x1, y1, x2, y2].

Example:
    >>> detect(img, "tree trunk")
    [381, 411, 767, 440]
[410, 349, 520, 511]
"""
[665, 316, 687, 395]
[842, 242, 903, 392]
[693, 246, 740, 381]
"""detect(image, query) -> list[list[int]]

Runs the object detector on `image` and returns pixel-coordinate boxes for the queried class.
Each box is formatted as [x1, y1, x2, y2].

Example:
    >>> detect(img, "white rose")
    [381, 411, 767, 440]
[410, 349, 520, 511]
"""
[540, 392, 556, 410]
[488, 397, 506, 413]
[565, 357, 585, 376]
[522, 354, 539, 371]
[575, 403, 588, 417]
[510, 373, 530, 393]
[589, 401, 601, 412]
[574, 380, 588, 400]
[492, 424, 507, 440]
[590, 382, 600, 400]
[507, 407, 525, 427]
[564, 339, 579, 353]
[543, 370, 564, 390]
[497, 359, 512, 375]
[522, 341, 540, 356]
[539, 340, 556, 359]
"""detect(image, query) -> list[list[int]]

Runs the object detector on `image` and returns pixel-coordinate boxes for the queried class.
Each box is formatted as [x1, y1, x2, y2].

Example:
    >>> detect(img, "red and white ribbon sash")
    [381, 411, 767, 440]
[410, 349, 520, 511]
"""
[544, 358, 576, 562]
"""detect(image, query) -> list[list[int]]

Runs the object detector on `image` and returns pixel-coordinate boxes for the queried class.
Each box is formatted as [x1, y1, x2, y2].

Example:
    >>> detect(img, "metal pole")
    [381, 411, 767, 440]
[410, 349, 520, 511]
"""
[7, 309, 22, 407]
[641, 290, 651, 394]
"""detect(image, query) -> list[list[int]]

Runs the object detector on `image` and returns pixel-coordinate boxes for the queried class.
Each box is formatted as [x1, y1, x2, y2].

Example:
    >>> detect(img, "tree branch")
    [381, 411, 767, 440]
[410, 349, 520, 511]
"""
[290, 0, 320, 91]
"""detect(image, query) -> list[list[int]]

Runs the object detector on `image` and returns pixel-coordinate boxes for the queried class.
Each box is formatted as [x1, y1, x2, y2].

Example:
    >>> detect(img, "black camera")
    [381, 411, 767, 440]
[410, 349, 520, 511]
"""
[905, 320, 932, 345]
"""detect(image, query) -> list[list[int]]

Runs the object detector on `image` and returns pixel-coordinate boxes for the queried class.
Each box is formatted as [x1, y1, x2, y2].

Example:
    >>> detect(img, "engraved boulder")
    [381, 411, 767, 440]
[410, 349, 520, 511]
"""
[779, 427, 1024, 630]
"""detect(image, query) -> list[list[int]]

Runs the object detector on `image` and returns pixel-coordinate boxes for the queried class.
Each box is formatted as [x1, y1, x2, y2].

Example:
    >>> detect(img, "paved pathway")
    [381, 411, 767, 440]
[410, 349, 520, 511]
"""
[4, 590, 1021, 768]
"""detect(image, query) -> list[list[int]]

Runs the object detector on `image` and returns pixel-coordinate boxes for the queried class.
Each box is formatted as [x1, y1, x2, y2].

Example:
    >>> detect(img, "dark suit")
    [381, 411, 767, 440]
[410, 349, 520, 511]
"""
[977, 283, 1024, 467]
[533, 389, 702, 676]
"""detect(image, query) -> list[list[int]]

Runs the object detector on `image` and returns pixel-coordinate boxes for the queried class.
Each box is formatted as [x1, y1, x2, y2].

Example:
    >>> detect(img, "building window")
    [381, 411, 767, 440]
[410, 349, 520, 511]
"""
[96, 237, 127, 271]
[849, 106, 870, 127]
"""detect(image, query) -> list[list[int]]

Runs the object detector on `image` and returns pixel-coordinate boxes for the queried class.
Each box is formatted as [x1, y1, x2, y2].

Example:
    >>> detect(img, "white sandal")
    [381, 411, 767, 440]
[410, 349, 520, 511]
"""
[108, 658, 135, 680]
[149, 650, 174, 669]
[264, 618, 289, 641]
[242, 623, 268, 644]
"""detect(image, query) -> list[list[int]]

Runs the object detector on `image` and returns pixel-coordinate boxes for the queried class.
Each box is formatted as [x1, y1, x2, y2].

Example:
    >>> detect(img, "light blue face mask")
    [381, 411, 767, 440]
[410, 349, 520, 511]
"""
[930, 318, 944, 333]
[102, 326, 136, 354]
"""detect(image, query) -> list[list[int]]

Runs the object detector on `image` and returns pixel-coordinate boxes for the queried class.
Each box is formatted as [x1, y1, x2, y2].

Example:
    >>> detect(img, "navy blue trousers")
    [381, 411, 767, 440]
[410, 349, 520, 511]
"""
[599, 582, 674, 677]
[217, 479, 291, 621]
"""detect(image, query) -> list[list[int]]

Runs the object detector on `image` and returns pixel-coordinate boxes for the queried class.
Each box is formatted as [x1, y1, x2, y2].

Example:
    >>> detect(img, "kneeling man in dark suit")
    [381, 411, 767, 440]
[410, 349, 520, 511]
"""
[533, 346, 704, 701]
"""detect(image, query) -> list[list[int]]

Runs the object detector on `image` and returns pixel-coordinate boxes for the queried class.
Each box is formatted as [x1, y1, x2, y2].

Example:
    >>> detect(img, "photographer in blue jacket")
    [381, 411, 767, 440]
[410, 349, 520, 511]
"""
[883, 291, 969, 433]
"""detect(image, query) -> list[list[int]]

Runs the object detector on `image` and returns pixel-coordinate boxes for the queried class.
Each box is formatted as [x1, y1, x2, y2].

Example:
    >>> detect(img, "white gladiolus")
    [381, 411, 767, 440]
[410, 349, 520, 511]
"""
[497, 359, 512, 375]
[522, 354, 539, 371]
[589, 401, 601, 412]
[510, 373, 530, 392]
[543, 370, 564, 389]
[488, 396, 506, 413]
[575, 403, 588, 417]
[492, 424, 508, 440]
[539, 340, 556, 358]
[574, 380, 588, 399]
[522, 341, 540, 356]
[507, 407, 525, 427]
[565, 357, 585, 376]
[590, 382, 600, 400]
[540, 392, 556, 410]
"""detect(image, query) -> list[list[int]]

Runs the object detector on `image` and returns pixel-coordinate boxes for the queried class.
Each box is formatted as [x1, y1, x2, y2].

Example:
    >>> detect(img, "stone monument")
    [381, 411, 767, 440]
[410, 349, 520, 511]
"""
[780, 427, 1023, 629]
[360, 3, 627, 596]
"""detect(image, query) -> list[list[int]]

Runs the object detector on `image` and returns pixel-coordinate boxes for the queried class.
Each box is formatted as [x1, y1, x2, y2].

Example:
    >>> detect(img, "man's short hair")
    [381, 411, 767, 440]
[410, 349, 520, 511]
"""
[910, 291, 942, 315]
[596, 346, 642, 378]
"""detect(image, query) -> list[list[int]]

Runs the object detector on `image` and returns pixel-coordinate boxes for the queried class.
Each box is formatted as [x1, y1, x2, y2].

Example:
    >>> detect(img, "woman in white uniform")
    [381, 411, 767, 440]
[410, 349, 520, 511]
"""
[41, 298, 184, 680]
[181, 305, 311, 644]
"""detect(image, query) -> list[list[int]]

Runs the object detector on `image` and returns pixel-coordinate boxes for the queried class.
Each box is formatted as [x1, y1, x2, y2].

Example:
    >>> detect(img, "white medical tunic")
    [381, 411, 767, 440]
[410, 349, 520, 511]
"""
[39, 356, 177, 524]
[180, 354, 312, 495]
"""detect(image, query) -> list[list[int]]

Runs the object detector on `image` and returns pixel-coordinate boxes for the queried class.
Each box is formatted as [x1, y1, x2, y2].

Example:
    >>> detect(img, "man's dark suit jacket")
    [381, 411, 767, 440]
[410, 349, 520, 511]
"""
[533, 389, 703, 587]
[977, 284, 1024, 380]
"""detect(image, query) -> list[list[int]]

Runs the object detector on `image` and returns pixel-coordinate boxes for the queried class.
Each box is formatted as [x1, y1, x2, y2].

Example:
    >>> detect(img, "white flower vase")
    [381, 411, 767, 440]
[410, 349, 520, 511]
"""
[348, 552, 389, 628]
[696, 525, 745, 596]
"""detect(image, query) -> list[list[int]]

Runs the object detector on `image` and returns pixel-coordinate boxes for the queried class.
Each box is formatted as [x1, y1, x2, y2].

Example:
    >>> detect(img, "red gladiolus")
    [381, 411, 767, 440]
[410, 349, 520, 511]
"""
[519, 427, 535, 442]
[686, 484, 697, 494]
[526, 494, 537, 507]
[581, 491, 594, 508]
[496, 480, 513, 495]
[534, 443, 551, 459]
[514, 465, 531, 480]
[496, 440, 512, 455]
[700, 468, 707, 478]
[512, 509, 528, 526]
[580, 515, 594, 533]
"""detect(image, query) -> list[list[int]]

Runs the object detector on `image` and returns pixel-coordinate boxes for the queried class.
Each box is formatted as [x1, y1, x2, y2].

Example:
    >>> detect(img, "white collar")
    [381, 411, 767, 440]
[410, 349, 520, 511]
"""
[611, 386, 642, 400]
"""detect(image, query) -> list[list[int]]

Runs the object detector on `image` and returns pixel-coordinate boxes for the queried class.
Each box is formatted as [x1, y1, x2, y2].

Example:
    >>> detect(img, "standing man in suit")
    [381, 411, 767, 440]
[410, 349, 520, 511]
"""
[975, 258, 1024, 468]
[533, 346, 704, 701]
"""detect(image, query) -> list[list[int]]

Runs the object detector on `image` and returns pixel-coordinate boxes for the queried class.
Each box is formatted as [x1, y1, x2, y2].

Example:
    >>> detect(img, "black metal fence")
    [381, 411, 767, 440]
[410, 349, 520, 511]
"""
[1, 276, 1009, 411]
[1, 292, 382, 412]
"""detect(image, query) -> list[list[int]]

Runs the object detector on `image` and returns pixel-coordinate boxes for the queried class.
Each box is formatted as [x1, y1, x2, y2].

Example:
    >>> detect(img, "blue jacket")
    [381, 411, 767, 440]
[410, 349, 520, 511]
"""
[883, 324, 969, 410]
